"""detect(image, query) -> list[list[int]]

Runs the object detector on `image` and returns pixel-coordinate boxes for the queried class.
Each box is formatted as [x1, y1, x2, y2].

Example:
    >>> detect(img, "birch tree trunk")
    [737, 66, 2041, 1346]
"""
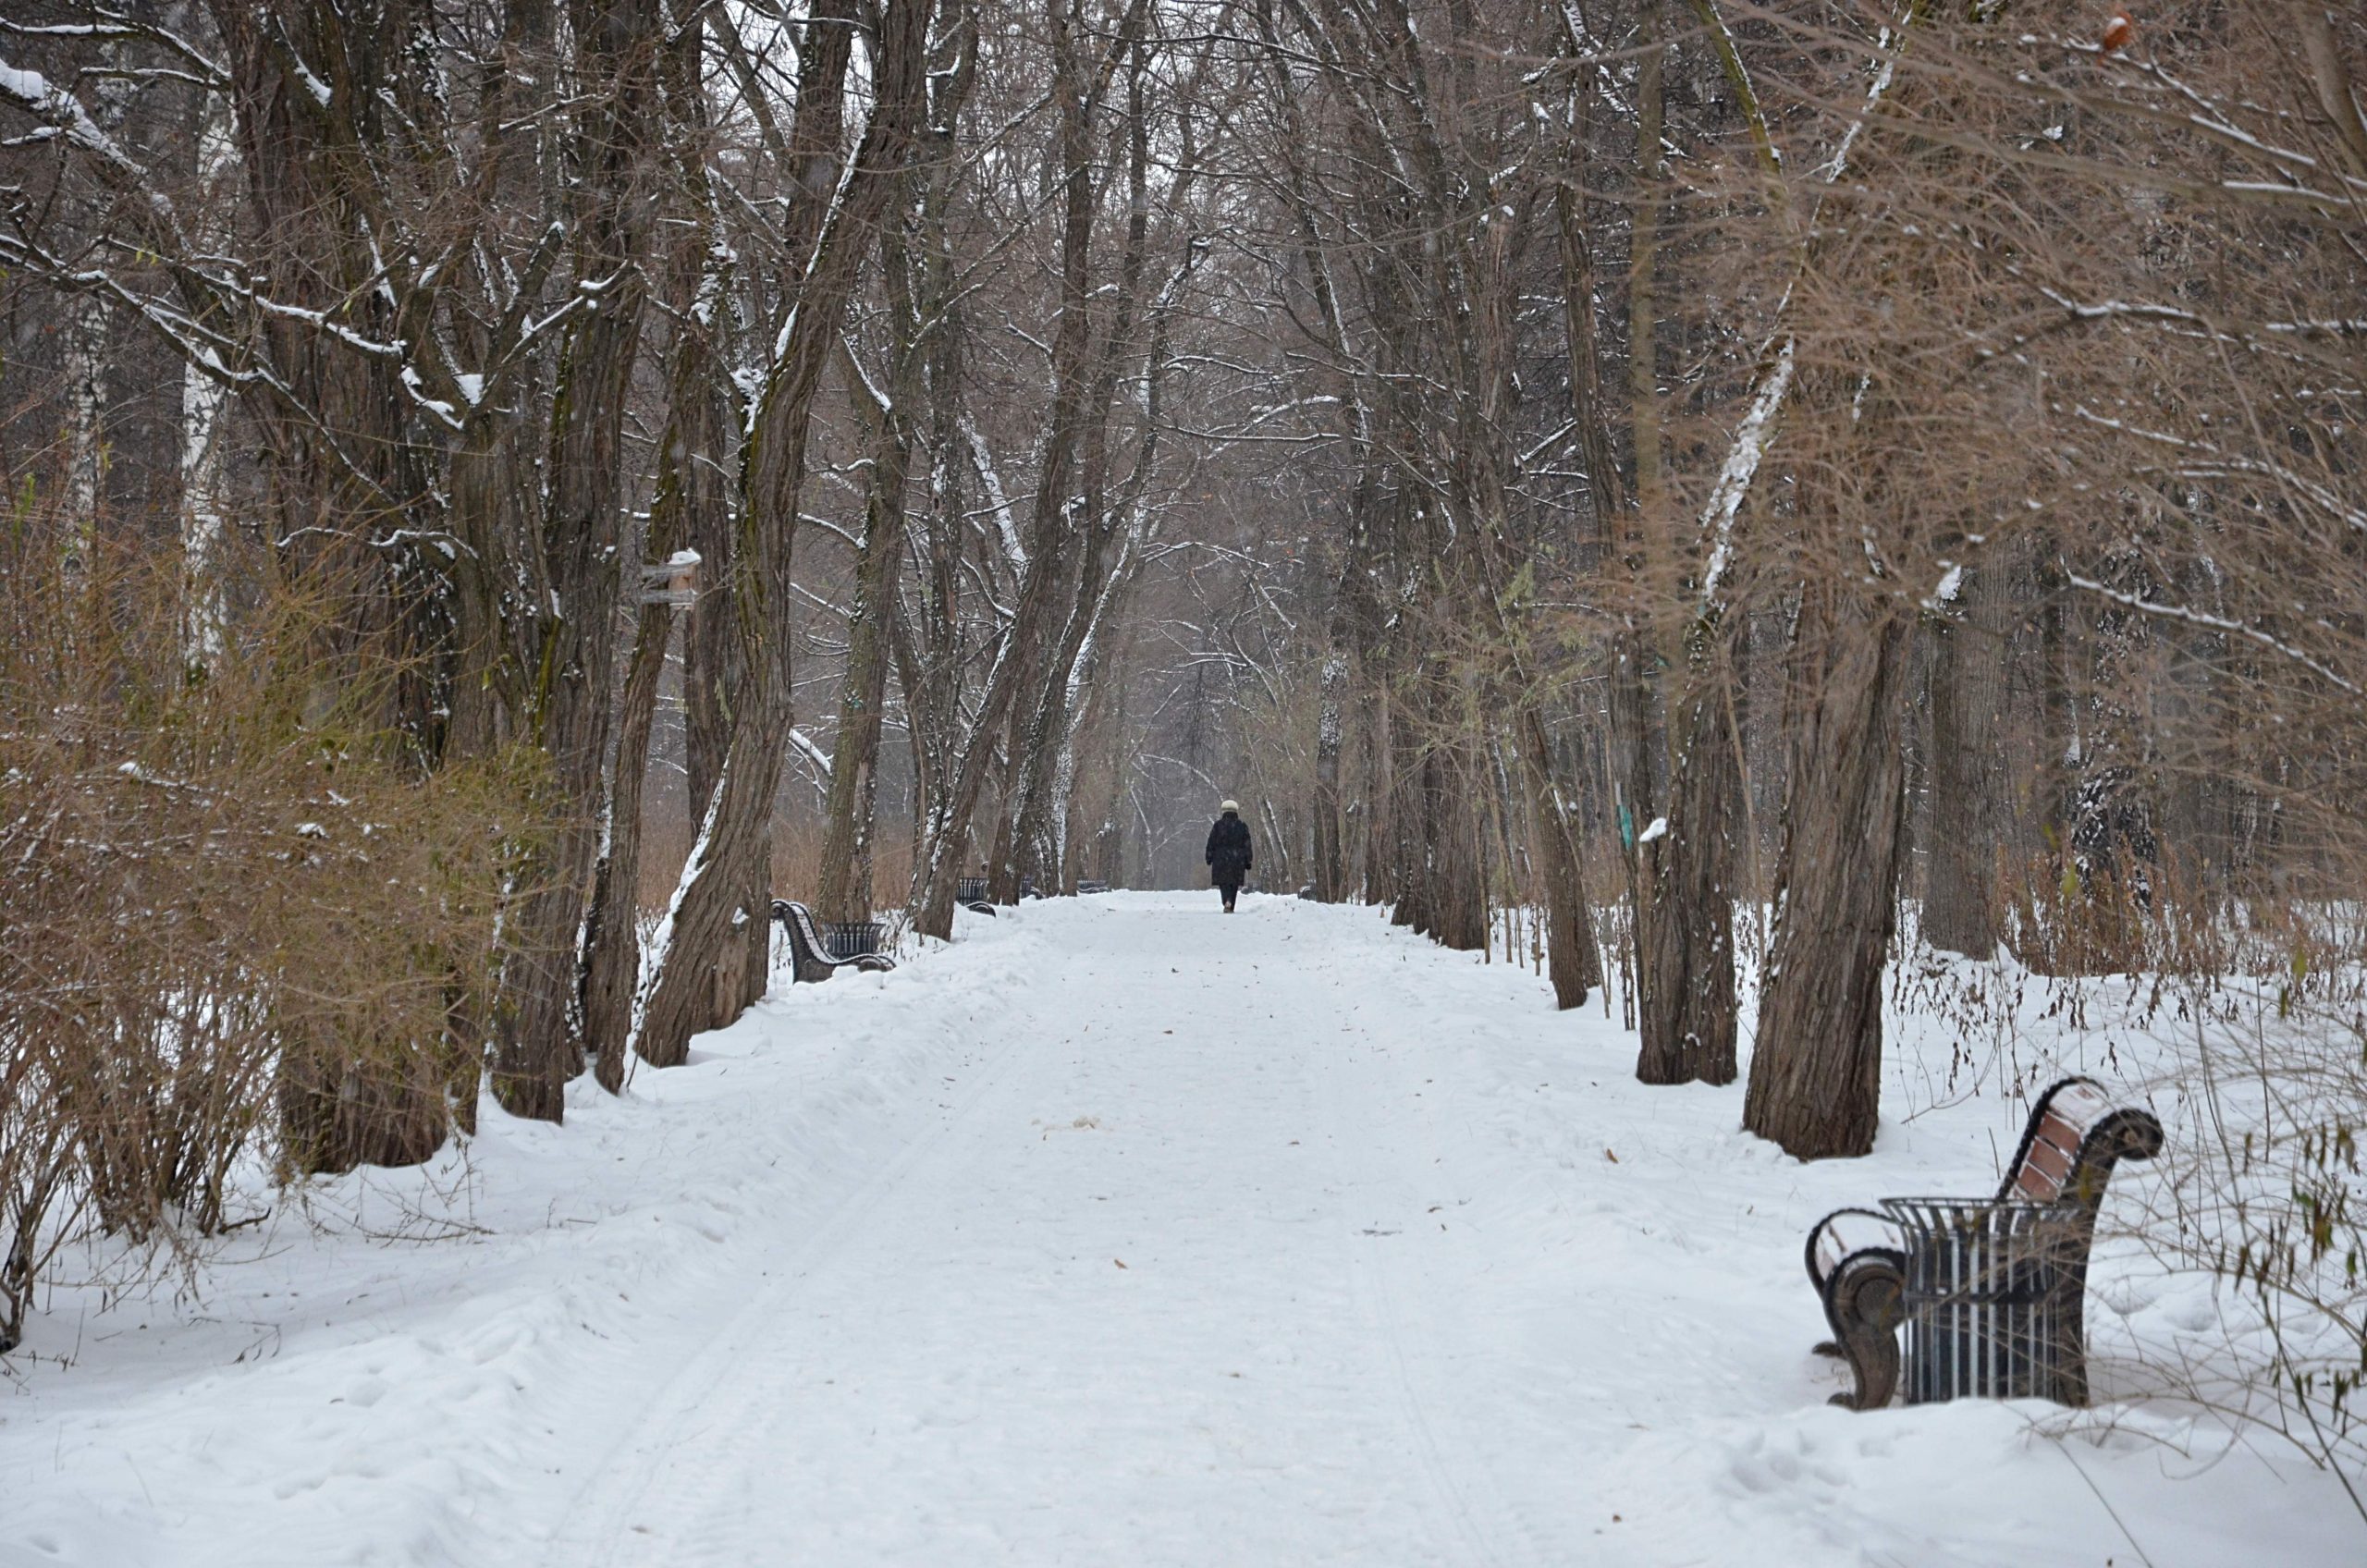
[178, 88, 236, 665]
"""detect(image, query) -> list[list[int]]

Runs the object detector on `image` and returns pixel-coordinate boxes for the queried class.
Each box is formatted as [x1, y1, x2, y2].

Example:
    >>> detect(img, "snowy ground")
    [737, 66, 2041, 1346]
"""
[2, 892, 2356, 1566]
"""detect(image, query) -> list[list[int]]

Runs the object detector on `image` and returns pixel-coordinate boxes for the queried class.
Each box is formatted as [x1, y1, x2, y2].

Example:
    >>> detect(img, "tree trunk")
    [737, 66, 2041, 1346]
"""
[631, 0, 929, 1066]
[1924, 560, 2009, 958]
[1518, 705, 1602, 1008]
[488, 0, 665, 1121]
[178, 84, 236, 666]
[1636, 659, 1738, 1084]
[1313, 643, 1348, 902]
[584, 585, 670, 1094]
[1420, 677, 1489, 951]
[1616, 0, 1742, 1082]
[987, 0, 1115, 906]
[816, 284, 919, 925]
[1744, 592, 1913, 1159]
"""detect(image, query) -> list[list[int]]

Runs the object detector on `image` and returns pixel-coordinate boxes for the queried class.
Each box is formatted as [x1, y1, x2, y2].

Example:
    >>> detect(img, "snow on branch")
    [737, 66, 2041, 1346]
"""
[1697, 338, 1793, 608]
[0, 12, 228, 90]
[789, 728, 834, 782]
[0, 55, 152, 190]
[2062, 572, 2359, 698]
[2068, 405, 2367, 536]
[963, 417, 1029, 570]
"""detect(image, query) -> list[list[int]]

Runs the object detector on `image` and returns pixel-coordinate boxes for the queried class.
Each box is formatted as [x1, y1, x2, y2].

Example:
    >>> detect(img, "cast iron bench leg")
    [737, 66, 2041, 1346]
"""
[1821, 1256, 1905, 1410]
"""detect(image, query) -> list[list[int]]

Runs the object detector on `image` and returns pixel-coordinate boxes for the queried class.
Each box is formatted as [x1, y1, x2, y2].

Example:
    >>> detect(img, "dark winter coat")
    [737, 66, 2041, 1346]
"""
[1205, 813, 1253, 887]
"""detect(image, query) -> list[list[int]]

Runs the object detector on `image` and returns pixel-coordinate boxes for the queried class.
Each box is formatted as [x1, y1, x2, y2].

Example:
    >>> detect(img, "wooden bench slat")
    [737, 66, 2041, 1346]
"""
[2017, 1127, 2077, 1200]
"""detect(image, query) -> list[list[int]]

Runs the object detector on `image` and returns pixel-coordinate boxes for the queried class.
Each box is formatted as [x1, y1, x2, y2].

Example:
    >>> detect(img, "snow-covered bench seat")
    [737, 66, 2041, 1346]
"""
[1804, 1076, 2163, 1410]
[771, 900, 897, 985]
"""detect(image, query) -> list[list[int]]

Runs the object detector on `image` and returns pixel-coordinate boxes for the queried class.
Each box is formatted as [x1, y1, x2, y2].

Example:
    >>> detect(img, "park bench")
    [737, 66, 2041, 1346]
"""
[956, 876, 995, 915]
[1078, 878, 1110, 894]
[1804, 1075, 2163, 1410]
[770, 900, 898, 985]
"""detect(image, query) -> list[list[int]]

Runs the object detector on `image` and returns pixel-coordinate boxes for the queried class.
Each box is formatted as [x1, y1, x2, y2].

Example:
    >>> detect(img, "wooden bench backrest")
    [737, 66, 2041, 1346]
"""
[1999, 1077, 2160, 1207]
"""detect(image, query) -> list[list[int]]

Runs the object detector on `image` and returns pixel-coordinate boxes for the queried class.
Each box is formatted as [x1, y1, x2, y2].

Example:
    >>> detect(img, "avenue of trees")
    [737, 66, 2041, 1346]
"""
[2, 0, 2361, 1475]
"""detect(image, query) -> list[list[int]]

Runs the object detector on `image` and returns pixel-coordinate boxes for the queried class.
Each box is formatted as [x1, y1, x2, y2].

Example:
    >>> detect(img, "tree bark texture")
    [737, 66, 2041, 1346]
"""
[583, 582, 671, 1096]
[583, 76, 731, 1089]
[1743, 591, 1913, 1160]
[1636, 657, 1738, 1084]
[487, 0, 667, 1121]
[1313, 641, 1349, 901]
[1924, 561, 2009, 958]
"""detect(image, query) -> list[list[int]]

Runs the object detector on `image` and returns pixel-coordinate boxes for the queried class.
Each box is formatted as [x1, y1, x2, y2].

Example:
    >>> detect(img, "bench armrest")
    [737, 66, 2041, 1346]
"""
[1805, 1207, 1906, 1290]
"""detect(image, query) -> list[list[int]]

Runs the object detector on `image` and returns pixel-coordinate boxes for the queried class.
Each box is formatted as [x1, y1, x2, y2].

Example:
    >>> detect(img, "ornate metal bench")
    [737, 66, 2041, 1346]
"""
[1805, 1076, 2163, 1410]
[955, 876, 995, 916]
[770, 900, 897, 984]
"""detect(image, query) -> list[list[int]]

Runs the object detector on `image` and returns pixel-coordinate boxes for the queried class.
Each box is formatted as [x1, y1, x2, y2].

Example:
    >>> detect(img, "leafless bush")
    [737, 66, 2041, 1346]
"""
[2120, 971, 2367, 1512]
[0, 515, 533, 1352]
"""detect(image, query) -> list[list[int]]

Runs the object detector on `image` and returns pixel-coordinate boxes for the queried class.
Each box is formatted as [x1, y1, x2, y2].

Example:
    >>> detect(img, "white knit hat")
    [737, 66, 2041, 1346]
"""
[1220, 799, 1239, 812]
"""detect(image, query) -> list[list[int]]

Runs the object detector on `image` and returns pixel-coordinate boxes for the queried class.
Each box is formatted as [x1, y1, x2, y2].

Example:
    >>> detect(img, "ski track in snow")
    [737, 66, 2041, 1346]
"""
[2, 893, 2358, 1567]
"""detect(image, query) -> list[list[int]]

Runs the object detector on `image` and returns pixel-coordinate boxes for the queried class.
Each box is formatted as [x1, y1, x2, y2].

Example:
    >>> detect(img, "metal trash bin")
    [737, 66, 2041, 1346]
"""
[1882, 1197, 2092, 1405]
[823, 921, 884, 962]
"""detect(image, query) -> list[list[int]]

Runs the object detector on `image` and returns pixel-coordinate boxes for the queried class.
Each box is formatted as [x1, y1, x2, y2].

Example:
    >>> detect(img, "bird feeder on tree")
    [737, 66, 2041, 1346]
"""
[639, 548, 701, 606]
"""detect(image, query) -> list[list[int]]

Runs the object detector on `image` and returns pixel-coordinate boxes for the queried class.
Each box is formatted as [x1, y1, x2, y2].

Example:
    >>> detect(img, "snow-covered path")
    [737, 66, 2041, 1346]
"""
[541, 896, 1535, 1565]
[5, 893, 2358, 1566]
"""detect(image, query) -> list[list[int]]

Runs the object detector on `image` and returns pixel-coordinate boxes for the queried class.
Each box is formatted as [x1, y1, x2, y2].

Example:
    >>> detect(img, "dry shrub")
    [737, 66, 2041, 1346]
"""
[638, 796, 916, 919]
[2134, 964, 2367, 1503]
[0, 521, 533, 1352]
[2005, 851, 2157, 979]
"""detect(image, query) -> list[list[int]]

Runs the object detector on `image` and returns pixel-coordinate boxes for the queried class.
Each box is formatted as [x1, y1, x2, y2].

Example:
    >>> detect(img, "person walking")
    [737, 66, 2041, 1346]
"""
[1206, 800, 1253, 913]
